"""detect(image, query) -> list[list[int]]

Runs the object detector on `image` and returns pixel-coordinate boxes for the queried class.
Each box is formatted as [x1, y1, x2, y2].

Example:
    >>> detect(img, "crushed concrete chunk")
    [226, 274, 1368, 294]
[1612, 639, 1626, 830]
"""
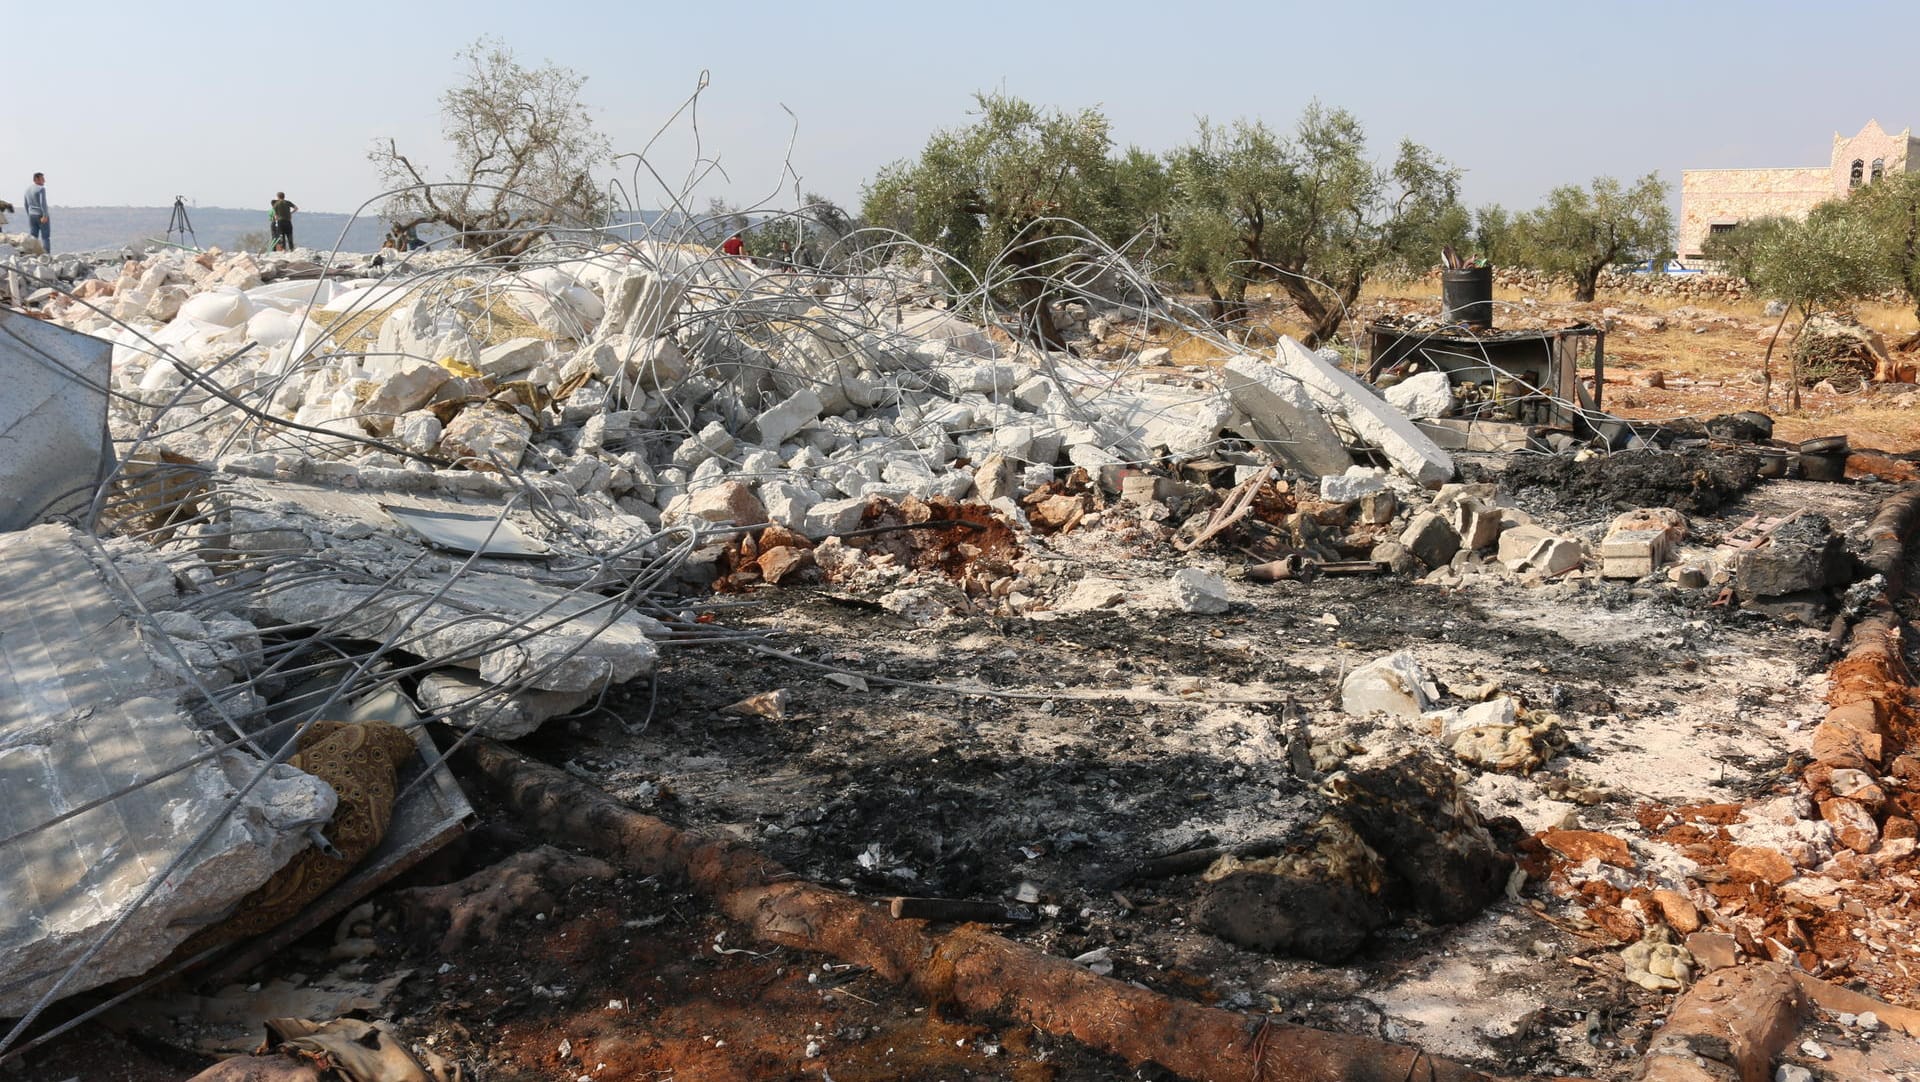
[1341, 650, 1435, 717]
[1170, 568, 1231, 614]
[1382, 370, 1455, 420]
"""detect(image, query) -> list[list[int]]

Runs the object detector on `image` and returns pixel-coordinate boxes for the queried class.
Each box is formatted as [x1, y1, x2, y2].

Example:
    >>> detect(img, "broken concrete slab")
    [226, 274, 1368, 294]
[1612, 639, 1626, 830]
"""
[0, 310, 113, 529]
[1219, 355, 1352, 477]
[1275, 338, 1454, 485]
[0, 525, 333, 1016]
[253, 568, 661, 693]
[416, 670, 593, 739]
[751, 387, 824, 448]
[476, 336, 550, 380]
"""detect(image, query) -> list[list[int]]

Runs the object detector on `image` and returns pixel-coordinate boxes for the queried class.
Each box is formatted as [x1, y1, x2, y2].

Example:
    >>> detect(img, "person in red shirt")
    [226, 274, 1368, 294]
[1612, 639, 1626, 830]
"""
[720, 232, 745, 257]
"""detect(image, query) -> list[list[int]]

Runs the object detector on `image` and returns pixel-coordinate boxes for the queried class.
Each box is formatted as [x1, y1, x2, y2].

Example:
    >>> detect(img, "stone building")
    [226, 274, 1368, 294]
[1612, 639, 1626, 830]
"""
[1678, 120, 1917, 260]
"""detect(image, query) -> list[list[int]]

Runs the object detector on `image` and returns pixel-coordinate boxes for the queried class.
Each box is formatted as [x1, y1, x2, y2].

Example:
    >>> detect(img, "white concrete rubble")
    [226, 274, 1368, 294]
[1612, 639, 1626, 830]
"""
[1275, 338, 1454, 485]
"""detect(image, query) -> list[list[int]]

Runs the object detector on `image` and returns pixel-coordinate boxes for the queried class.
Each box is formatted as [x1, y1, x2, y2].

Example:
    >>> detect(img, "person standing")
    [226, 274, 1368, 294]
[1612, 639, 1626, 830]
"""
[720, 231, 745, 258]
[23, 173, 49, 253]
[270, 192, 298, 251]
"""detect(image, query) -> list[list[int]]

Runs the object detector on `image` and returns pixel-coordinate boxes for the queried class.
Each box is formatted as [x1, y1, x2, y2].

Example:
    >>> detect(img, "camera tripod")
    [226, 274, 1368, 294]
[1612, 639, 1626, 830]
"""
[166, 196, 198, 248]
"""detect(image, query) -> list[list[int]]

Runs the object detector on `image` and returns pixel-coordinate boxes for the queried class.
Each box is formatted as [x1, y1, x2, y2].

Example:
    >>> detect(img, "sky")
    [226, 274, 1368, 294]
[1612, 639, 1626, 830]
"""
[4, 0, 1917, 219]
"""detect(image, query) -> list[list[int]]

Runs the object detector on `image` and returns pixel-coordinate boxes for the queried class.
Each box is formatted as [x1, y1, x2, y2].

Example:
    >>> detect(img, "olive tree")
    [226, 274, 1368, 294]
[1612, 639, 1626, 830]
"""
[1512, 174, 1672, 301]
[1836, 172, 1920, 349]
[1745, 209, 1895, 407]
[861, 92, 1125, 350]
[370, 39, 611, 259]
[1164, 106, 1461, 345]
[1699, 214, 1794, 283]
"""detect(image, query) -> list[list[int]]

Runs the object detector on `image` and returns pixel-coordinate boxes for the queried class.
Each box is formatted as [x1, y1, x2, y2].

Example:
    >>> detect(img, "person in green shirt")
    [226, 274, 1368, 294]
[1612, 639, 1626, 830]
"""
[269, 193, 298, 251]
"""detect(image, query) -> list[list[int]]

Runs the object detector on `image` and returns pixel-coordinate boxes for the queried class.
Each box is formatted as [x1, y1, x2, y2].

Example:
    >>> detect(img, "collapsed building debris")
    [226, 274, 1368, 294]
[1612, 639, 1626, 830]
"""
[5, 208, 1920, 1082]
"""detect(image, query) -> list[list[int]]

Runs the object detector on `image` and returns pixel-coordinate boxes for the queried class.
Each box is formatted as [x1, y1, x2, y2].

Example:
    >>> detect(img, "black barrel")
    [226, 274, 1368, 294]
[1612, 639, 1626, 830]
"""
[1441, 266, 1495, 328]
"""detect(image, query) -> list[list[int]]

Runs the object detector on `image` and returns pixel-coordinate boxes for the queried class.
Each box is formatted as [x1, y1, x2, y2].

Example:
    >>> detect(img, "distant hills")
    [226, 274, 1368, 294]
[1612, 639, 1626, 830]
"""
[12, 205, 681, 256]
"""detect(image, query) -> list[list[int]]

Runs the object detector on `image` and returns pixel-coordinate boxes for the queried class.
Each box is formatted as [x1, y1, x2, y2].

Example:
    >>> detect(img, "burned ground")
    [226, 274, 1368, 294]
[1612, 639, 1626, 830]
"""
[1493, 448, 1763, 516]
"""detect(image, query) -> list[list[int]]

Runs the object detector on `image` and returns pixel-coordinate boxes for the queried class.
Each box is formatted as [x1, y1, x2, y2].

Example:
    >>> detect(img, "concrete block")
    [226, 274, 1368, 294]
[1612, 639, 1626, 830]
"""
[1498, 525, 1555, 569]
[438, 407, 531, 471]
[1276, 337, 1454, 485]
[476, 336, 549, 379]
[973, 453, 1017, 504]
[672, 420, 737, 471]
[1067, 444, 1127, 492]
[1400, 511, 1461, 569]
[1012, 376, 1056, 412]
[1219, 355, 1352, 477]
[1525, 538, 1583, 577]
[803, 496, 870, 538]
[1382, 370, 1454, 420]
[1451, 498, 1503, 552]
[1321, 466, 1388, 503]
[1599, 529, 1672, 579]
[752, 387, 823, 448]
[662, 480, 766, 529]
[360, 361, 451, 435]
[1170, 568, 1230, 614]
[1357, 490, 1399, 525]
[759, 482, 820, 529]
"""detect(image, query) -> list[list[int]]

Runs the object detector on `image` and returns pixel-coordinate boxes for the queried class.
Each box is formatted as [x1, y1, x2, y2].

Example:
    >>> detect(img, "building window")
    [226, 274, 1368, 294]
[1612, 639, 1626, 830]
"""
[1851, 159, 1865, 186]
[1708, 223, 1737, 236]
[1872, 158, 1886, 182]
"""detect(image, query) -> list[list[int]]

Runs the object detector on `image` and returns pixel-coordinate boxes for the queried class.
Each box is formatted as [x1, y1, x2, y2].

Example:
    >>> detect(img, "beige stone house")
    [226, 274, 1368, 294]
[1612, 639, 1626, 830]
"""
[1678, 120, 1917, 260]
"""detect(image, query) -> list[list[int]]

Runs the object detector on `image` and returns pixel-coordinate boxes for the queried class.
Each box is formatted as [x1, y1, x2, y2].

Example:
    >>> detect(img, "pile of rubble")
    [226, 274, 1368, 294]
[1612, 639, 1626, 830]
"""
[0, 233, 1474, 1021]
[8, 223, 1920, 1082]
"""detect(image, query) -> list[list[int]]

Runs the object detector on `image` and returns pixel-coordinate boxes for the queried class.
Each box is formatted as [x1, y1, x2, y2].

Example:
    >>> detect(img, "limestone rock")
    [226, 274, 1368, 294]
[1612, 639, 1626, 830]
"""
[662, 481, 767, 529]
[439, 407, 531, 471]
[476, 337, 549, 380]
[1399, 511, 1460, 569]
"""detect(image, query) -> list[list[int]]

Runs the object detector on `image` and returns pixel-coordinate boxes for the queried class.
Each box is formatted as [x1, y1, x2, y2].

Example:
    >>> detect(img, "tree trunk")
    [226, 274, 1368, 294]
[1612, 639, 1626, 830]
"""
[1759, 305, 1792, 407]
[1014, 270, 1070, 354]
[1787, 317, 1807, 411]
[459, 739, 1527, 1082]
[1278, 276, 1333, 349]
[1203, 278, 1227, 324]
[1573, 267, 1599, 304]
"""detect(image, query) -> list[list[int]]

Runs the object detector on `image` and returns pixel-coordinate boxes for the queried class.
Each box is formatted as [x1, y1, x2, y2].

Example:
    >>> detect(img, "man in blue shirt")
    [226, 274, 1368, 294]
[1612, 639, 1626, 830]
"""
[23, 173, 48, 253]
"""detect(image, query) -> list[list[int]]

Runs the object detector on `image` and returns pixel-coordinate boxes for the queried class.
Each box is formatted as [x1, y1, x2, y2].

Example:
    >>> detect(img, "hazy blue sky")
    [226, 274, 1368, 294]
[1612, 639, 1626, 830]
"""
[4, 0, 1916, 219]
